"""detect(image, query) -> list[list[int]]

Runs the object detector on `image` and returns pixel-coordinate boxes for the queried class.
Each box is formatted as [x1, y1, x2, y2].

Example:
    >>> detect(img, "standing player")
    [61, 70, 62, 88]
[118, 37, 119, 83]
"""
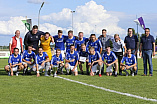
[86, 34, 102, 54]
[120, 49, 137, 76]
[4, 48, 24, 76]
[102, 46, 118, 77]
[50, 49, 64, 77]
[22, 45, 36, 75]
[78, 43, 89, 75]
[33, 47, 50, 77]
[88, 47, 102, 77]
[53, 30, 68, 58]
[75, 32, 89, 52]
[40, 32, 54, 60]
[65, 45, 79, 76]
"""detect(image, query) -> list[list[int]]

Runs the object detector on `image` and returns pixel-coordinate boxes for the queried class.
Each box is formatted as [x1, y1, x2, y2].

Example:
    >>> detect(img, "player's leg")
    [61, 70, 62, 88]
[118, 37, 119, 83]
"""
[52, 65, 58, 77]
[79, 61, 84, 75]
[57, 63, 64, 74]
[73, 66, 78, 76]
[90, 64, 97, 76]
[114, 62, 118, 77]
[45, 62, 50, 76]
[86, 62, 89, 75]
[4, 65, 10, 76]
[106, 65, 112, 76]
[23, 63, 28, 75]
[98, 62, 102, 77]
[65, 63, 70, 75]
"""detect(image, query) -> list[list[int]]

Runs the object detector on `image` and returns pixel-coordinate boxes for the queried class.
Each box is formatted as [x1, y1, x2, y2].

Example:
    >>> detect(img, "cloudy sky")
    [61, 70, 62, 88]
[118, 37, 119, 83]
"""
[0, 0, 157, 45]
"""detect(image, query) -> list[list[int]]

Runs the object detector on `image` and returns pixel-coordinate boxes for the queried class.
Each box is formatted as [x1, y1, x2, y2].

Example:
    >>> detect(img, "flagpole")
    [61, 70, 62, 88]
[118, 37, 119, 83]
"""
[136, 15, 138, 38]
[38, 2, 44, 30]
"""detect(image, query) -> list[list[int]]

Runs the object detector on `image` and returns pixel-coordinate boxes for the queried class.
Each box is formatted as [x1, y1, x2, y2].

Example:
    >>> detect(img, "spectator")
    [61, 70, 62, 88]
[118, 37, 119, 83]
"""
[139, 28, 155, 76]
[9, 30, 23, 55]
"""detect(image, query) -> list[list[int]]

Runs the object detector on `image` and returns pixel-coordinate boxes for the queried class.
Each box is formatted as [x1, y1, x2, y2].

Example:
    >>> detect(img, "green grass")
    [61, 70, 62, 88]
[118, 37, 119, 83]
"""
[0, 58, 157, 104]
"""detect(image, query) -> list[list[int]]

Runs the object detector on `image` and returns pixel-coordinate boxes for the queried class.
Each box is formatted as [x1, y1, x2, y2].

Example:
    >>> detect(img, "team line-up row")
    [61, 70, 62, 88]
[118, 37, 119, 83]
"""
[5, 25, 155, 77]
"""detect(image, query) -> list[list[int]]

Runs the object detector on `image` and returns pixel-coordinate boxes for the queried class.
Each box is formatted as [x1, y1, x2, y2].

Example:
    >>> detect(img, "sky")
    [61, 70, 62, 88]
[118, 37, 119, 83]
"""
[0, 0, 157, 45]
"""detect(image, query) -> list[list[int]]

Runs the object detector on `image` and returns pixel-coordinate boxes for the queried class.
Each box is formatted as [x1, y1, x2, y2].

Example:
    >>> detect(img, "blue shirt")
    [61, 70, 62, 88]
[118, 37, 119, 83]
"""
[124, 35, 139, 49]
[8, 54, 22, 65]
[65, 36, 77, 52]
[88, 51, 101, 66]
[121, 54, 136, 66]
[140, 35, 155, 50]
[51, 54, 63, 65]
[86, 40, 102, 52]
[75, 37, 89, 51]
[102, 51, 117, 64]
[79, 49, 89, 58]
[35, 52, 48, 65]
[22, 50, 36, 61]
[66, 51, 79, 66]
[53, 35, 68, 50]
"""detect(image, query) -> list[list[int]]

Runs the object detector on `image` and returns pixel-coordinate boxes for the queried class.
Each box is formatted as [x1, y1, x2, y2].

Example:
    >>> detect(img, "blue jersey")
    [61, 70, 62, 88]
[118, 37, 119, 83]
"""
[22, 50, 36, 61]
[8, 54, 22, 65]
[35, 52, 48, 65]
[75, 37, 89, 51]
[51, 54, 63, 65]
[65, 36, 77, 52]
[79, 49, 89, 58]
[86, 39, 102, 52]
[53, 35, 68, 50]
[66, 51, 79, 66]
[121, 54, 136, 66]
[102, 51, 117, 64]
[88, 51, 101, 65]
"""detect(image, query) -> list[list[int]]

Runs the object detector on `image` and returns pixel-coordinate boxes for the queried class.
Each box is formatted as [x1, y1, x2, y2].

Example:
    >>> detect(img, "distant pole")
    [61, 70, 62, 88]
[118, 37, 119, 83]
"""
[71, 11, 75, 31]
[136, 15, 138, 37]
[38, 2, 44, 30]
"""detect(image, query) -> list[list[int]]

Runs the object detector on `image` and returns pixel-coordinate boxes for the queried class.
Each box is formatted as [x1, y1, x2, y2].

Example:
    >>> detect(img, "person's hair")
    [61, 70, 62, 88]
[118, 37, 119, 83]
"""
[28, 45, 33, 48]
[45, 32, 50, 36]
[89, 47, 95, 51]
[15, 30, 20, 34]
[33, 25, 38, 29]
[68, 30, 73, 34]
[127, 48, 131, 51]
[81, 43, 86, 47]
[102, 29, 107, 32]
[90, 34, 96, 37]
[128, 28, 133, 32]
[105, 45, 111, 48]
[58, 30, 63, 33]
[70, 44, 75, 48]
[114, 34, 119, 38]
[14, 48, 19, 51]
[56, 49, 61, 52]
[78, 32, 83, 35]
[145, 28, 150, 31]
[38, 47, 43, 50]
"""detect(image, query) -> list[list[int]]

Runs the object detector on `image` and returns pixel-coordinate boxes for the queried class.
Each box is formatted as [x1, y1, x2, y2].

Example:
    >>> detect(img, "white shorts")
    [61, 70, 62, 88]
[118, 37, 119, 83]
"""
[54, 50, 65, 59]
[67, 64, 77, 72]
[106, 65, 113, 73]
[7, 65, 18, 72]
[32, 62, 50, 71]
[22, 62, 35, 68]
[92, 64, 103, 73]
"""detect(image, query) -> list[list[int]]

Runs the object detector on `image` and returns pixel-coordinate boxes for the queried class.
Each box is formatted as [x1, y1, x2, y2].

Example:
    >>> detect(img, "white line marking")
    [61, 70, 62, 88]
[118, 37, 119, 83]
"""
[57, 76, 157, 102]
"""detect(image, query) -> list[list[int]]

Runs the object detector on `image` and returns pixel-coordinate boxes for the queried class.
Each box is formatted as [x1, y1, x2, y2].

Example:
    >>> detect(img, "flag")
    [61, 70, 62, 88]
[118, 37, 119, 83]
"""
[134, 17, 145, 30]
[21, 19, 32, 31]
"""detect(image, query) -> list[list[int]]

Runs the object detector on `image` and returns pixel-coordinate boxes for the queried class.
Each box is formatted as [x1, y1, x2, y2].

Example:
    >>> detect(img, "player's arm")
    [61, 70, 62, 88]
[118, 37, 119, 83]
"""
[22, 58, 32, 65]
[108, 59, 118, 66]
[36, 64, 40, 77]
[139, 43, 142, 57]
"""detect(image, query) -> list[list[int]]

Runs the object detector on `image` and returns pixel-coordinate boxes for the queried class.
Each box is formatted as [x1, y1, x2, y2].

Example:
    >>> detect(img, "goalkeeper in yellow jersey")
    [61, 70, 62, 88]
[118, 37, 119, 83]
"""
[40, 32, 54, 60]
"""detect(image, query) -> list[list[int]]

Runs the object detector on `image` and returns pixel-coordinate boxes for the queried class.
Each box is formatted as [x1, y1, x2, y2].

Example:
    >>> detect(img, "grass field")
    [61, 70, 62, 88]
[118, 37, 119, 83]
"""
[0, 58, 157, 104]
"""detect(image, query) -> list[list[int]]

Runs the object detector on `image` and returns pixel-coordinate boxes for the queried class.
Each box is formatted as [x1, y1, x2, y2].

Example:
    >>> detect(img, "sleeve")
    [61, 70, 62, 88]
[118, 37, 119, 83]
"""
[60, 54, 63, 61]
[9, 38, 13, 44]
[86, 42, 89, 51]
[24, 32, 29, 47]
[88, 55, 91, 63]
[85, 38, 89, 44]
[102, 53, 104, 61]
[140, 37, 143, 43]
[124, 37, 127, 43]
[63, 35, 68, 42]
[121, 40, 125, 47]
[75, 41, 77, 49]
[76, 53, 79, 61]
[112, 52, 117, 61]
[135, 35, 139, 42]
[22, 51, 25, 59]
[8, 56, 12, 64]
[19, 55, 22, 63]
[132, 55, 137, 64]
[152, 36, 155, 43]
[98, 40, 102, 48]
[33, 53, 36, 60]
[38, 31, 45, 37]
[121, 56, 125, 63]
[35, 56, 38, 64]
[97, 51, 101, 59]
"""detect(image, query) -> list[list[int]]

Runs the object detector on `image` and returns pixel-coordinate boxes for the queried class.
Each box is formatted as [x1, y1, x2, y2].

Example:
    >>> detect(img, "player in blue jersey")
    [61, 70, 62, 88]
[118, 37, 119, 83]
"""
[75, 32, 89, 52]
[65, 45, 79, 76]
[65, 30, 77, 52]
[4, 48, 24, 76]
[86, 34, 102, 54]
[88, 47, 102, 77]
[22, 45, 36, 75]
[102, 46, 118, 77]
[51, 49, 64, 77]
[120, 49, 137, 76]
[32, 47, 50, 77]
[78, 43, 89, 75]
[53, 30, 68, 58]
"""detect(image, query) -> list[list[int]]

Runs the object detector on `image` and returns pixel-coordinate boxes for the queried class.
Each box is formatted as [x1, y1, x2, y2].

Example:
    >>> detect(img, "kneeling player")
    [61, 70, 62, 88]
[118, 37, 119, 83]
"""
[65, 45, 79, 76]
[33, 47, 50, 77]
[4, 48, 24, 76]
[88, 47, 102, 77]
[120, 49, 137, 76]
[22, 45, 36, 75]
[102, 46, 118, 77]
[51, 49, 64, 77]
[78, 43, 89, 75]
